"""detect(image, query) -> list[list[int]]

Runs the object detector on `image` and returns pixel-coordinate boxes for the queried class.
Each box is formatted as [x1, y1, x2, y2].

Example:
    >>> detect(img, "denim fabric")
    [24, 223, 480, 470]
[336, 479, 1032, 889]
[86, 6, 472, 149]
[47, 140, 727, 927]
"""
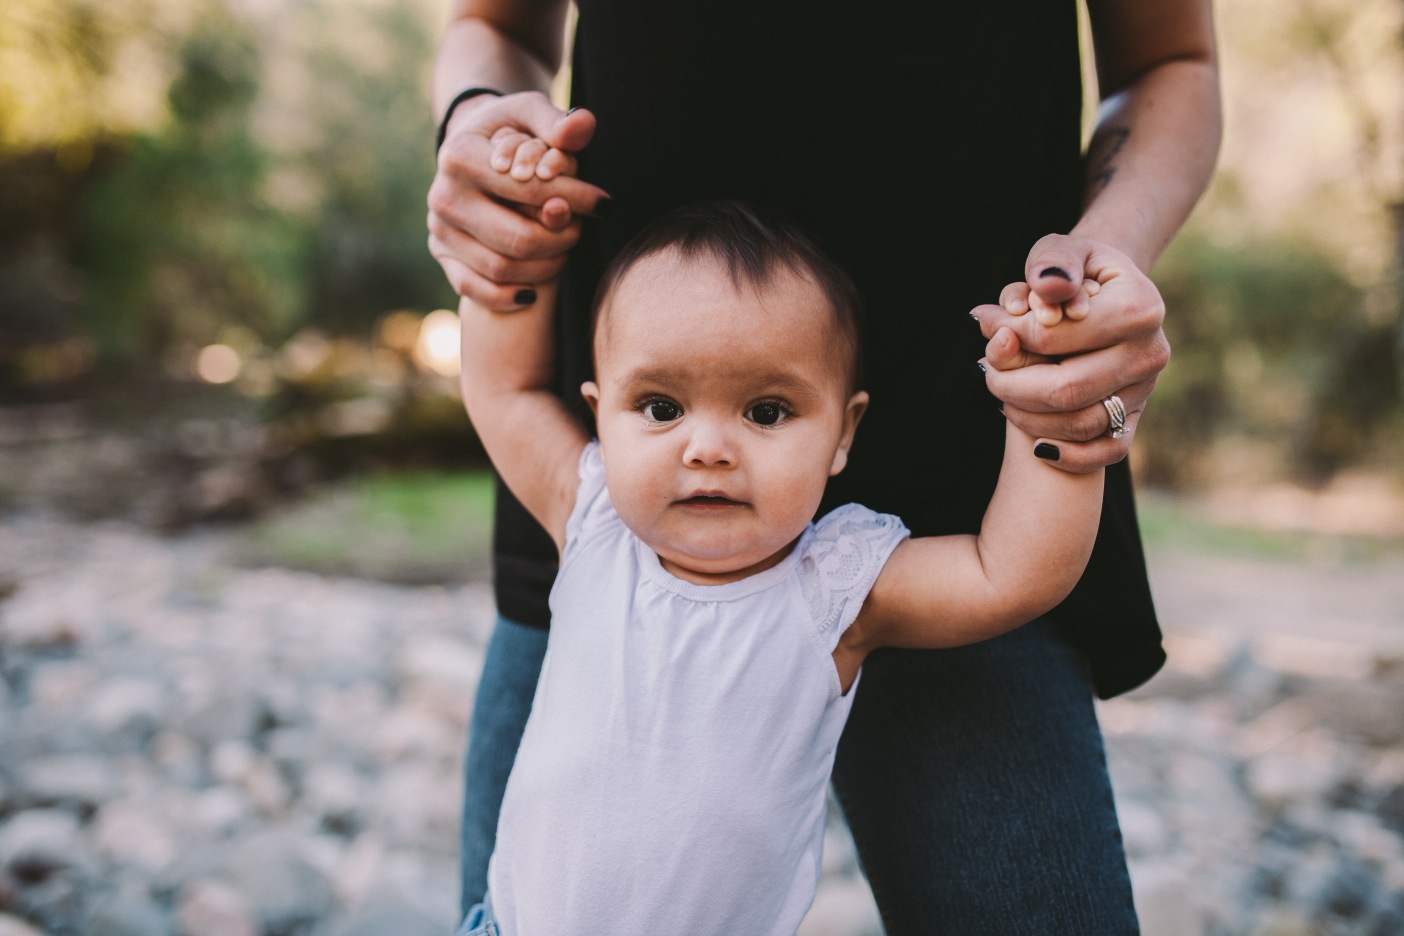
[455, 896, 499, 936]
[832, 619, 1138, 934]
[458, 615, 1136, 933]
[458, 615, 549, 917]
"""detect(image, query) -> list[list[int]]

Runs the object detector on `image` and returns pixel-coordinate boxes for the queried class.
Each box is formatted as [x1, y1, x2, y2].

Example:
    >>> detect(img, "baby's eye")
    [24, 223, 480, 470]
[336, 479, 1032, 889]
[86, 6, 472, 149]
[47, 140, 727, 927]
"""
[644, 400, 681, 422]
[746, 402, 786, 426]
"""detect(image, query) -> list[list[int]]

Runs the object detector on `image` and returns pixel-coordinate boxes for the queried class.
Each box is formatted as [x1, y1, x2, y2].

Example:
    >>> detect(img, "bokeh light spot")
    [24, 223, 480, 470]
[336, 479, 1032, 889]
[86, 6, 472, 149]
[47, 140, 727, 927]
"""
[415, 309, 461, 377]
[195, 344, 242, 384]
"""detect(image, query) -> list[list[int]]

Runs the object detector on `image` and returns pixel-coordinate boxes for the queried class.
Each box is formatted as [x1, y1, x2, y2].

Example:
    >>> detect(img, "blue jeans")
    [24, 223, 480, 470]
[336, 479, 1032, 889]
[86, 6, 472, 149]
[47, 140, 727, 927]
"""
[455, 896, 499, 936]
[458, 615, 1137, 934]
[459, 615, 550, 918]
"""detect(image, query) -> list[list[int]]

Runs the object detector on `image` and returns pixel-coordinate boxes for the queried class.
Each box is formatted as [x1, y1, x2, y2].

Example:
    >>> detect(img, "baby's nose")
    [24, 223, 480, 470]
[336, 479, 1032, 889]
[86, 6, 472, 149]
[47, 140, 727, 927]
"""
[682, 421, 736, 467]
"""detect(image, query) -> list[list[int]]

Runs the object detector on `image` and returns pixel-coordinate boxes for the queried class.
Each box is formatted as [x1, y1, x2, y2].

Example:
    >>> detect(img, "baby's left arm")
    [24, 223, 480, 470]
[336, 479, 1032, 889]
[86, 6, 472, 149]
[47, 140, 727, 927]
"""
[841, 312, 1106, 657]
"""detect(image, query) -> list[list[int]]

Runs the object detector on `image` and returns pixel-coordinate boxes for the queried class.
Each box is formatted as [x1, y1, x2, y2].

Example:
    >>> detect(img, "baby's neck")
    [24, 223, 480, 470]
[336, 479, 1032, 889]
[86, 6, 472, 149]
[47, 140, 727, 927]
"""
[656, 536, 801, 586]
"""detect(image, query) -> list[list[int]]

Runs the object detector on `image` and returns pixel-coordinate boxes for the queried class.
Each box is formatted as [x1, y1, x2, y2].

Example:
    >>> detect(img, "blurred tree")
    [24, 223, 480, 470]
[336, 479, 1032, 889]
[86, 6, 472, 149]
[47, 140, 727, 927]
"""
[71, 6, 306, 365]
[284, 0, 449, 332]
[1135, 0, 1404, 487]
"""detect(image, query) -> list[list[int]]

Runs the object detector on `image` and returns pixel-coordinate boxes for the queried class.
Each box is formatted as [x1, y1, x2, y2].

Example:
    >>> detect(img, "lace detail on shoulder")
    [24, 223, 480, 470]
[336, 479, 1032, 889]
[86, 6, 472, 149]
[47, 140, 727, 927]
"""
[798, 503, 909, 640]
[563, 441, 613, 562]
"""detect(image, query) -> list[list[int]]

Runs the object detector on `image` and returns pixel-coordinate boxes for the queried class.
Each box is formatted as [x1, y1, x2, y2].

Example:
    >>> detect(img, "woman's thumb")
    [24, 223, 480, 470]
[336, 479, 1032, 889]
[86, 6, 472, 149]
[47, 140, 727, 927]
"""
[543, 106, 597, 154]
[1024, 236, 1088, 307]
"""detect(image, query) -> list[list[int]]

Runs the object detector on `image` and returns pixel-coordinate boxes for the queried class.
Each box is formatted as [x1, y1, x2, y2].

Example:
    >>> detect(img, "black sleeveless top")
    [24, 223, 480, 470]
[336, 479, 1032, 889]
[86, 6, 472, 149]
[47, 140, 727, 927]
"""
[491, 0, 1166, 698]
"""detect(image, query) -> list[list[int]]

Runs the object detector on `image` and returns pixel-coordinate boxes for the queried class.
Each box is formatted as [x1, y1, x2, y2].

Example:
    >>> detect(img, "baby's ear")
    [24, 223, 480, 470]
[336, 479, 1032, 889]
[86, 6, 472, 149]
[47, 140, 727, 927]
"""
[581, 381, 601, 416]
[830, 391, 869, 476]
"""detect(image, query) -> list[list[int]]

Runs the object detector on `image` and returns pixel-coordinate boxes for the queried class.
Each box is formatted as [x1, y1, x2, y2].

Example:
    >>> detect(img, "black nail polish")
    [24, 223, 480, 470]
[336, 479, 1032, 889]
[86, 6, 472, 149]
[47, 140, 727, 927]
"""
[969, 310, 981, 321]
[977, 362, 987, 375]
[514, 288, 537, 305]
[592, 196, 614, 218]
[1039, 266, 1072, 281]
[1034, 443, 1061, 461]
[566, 106, 581, 115]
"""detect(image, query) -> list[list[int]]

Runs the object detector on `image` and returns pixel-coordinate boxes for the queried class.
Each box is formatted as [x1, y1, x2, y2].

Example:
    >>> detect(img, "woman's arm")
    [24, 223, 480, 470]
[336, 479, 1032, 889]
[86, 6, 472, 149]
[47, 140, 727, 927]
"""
[971, 0, 1221, 472]
[428, 1, 609, 311]
[1077, 0, 1222, 269]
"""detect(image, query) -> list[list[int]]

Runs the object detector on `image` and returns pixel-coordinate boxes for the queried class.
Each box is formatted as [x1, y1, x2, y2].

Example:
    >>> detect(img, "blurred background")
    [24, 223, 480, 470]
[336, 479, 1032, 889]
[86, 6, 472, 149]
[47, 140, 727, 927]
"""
[0, 1, 1401, 935]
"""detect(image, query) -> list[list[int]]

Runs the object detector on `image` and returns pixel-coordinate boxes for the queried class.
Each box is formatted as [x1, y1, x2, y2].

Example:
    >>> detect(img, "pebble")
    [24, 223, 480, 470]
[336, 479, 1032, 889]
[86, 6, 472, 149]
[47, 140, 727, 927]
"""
[0, 514, 1401, 935]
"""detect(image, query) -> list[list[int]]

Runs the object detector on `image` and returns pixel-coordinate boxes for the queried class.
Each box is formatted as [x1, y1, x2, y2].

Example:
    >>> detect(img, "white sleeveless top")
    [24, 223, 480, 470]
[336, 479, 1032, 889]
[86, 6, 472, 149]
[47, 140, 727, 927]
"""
[488, 443, 909, 935]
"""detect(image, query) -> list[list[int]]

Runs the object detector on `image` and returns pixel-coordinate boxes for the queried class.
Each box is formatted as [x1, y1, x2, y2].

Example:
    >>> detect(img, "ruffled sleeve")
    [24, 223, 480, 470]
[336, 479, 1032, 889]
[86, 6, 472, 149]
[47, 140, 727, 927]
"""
[797, 503, 910, 650]
[561, 441, 613, 564]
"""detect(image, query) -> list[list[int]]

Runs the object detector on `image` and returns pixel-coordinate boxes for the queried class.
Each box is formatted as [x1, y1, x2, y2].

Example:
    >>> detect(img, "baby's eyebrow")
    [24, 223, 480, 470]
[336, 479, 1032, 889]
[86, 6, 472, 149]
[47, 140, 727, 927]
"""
[613, 369, 677, 392]
[746, 372, 824, 400]
[614, 368, 824, 401]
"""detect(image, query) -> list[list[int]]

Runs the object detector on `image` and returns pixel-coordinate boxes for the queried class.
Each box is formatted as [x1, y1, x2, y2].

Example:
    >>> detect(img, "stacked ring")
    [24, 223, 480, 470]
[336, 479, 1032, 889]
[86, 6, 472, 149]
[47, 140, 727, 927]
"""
[1102, 394, 1129, 439]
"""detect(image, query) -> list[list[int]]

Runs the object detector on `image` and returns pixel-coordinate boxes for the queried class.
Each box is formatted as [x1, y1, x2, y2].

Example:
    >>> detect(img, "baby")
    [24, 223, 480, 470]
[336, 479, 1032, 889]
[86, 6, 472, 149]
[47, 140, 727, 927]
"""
[455, 200, 1104, 935]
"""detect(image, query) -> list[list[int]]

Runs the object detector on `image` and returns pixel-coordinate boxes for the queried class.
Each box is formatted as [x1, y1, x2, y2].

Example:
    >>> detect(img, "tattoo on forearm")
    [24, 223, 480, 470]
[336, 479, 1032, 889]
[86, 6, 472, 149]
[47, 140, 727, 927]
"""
[1085, 125, 1130, 202]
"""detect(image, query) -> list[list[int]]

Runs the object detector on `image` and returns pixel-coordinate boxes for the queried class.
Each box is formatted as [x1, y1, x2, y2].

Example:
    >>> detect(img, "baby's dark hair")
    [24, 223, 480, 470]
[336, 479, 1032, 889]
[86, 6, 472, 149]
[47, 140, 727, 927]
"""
[592, 200, 864, 390]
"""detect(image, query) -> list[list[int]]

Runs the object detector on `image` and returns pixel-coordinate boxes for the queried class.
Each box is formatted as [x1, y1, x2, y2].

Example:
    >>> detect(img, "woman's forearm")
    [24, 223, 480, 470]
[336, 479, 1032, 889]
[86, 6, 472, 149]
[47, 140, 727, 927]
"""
[433, 2, 569, 121]
[1071, 58, 1222, 272]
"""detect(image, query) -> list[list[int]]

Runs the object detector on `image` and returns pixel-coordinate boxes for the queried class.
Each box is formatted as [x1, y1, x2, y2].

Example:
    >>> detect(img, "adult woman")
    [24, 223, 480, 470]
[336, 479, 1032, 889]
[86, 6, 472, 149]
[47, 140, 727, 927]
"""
[427, 1, 1220, 930]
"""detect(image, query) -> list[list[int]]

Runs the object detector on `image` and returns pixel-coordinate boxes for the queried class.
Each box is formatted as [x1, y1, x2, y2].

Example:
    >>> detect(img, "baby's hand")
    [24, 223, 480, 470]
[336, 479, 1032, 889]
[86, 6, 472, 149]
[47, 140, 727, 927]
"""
[489, 125, 577, 181]
[486, 126, 581, 231]
[997, 274, 1101, 328]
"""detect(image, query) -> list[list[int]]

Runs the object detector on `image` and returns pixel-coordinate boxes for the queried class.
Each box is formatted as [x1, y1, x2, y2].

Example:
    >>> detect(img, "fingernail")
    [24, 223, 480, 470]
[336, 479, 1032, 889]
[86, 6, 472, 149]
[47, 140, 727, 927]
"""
[566, 106, 581, 115]
[1034, 442, 1061, 461]
[976, 361, 987, 375]
[592, 196, 613, 218]
[1039, 266, 1072, 281]
[514, 288, 537, 305]
[969, 310, 980, 321]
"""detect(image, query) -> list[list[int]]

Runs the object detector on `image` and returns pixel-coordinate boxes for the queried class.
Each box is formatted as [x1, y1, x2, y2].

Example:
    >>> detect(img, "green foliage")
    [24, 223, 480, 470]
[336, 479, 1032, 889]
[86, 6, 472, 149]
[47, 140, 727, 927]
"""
[237, 470, 495, 583]
[74, 7, 307, 362]
[63, 0, 449, 365]
[293, 1, 450, 330]
[1144, 231, 1402, 486]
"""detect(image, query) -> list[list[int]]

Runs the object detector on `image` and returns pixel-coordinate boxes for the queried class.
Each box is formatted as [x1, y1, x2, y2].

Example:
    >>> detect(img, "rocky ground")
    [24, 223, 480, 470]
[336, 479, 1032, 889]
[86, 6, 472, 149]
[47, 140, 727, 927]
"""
[0, 508, 1401, 936]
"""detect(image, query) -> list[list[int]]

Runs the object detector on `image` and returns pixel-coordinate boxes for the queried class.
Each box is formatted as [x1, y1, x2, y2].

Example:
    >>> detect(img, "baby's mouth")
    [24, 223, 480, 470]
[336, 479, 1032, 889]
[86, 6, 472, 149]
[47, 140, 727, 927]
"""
[677, 493, 744, 507]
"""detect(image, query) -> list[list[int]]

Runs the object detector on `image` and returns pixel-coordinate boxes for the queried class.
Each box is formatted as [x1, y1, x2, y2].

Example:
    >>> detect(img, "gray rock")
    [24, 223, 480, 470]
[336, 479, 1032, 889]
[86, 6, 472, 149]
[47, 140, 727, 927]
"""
[1118, 798, 1172, 859]
[223, 830, 336, 932]
[1300, 679, 1404, 747]
[320, 898, 445, 936]
[87, 678, 166, 752]
[91, 799, 181, 876]
[0, 809, 83, 875]
[175, 879, 258, 936]
[1130, 860, 1203, 936]
[84, 884, 174, 936]
[16, 753, 118, 809]
[0, 914, 46, 936]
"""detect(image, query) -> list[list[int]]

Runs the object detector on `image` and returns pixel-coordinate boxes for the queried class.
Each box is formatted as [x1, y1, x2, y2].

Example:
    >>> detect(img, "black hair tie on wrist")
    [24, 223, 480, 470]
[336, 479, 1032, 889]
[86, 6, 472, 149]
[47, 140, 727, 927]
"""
[435, 87, 505, 155]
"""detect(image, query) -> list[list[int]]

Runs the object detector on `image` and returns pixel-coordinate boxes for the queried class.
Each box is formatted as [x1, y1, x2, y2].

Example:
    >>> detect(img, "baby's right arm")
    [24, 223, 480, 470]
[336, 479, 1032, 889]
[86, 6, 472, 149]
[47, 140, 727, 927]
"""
[458, 285, 589, 553]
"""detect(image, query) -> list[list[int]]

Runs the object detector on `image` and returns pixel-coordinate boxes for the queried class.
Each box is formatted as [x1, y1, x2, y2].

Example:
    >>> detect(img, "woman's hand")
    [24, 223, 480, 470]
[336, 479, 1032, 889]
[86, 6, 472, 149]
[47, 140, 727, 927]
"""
[427, 91, 610, 310]
[971, 234, 1170, 473]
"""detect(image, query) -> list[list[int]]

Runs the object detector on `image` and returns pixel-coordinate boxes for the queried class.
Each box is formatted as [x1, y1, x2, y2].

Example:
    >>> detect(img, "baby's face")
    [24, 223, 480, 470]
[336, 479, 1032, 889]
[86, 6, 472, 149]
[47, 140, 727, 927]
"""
[583, 251, 866, 585]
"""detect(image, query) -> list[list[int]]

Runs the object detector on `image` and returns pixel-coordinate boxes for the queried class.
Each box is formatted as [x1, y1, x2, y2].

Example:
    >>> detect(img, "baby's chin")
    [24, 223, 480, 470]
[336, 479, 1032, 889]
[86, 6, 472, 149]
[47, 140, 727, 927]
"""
[652, 536, 802, 586]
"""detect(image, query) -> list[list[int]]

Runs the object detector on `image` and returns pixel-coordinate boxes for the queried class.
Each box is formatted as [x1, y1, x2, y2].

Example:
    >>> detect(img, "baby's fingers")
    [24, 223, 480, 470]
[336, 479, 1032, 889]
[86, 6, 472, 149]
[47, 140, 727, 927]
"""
[536, 146, 578, 181]
[1000, 282, 1032, 316]
[510, 138, 549, 181]
[489, 128, 529, 173]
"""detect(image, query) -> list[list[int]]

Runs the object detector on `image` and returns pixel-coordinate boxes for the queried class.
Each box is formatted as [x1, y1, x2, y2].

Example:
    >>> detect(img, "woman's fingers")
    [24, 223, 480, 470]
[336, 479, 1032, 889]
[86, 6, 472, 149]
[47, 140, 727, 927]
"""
[429, 230, 564, 311]
[1027, 406, 1146, 474]
[997, 376, 1156, 442]
[983, 326, 1056, 371]
[980, 339, 1164, 415]
[429, 177, 584, 262]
